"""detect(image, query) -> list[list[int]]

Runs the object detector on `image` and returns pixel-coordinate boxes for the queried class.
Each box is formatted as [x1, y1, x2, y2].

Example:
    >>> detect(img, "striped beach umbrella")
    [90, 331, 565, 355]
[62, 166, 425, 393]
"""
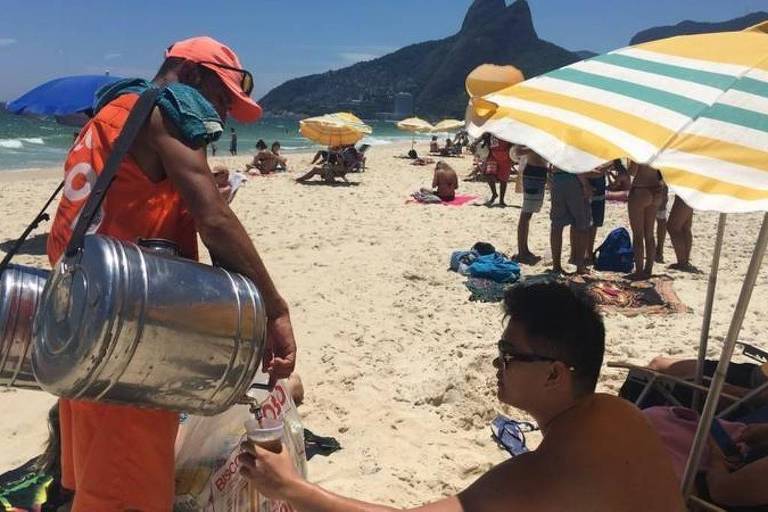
[466, 22, 768, 214]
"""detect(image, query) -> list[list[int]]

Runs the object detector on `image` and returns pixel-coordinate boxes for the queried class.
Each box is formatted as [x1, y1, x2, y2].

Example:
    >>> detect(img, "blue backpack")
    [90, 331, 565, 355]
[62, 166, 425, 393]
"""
[594, 227, 634, 273]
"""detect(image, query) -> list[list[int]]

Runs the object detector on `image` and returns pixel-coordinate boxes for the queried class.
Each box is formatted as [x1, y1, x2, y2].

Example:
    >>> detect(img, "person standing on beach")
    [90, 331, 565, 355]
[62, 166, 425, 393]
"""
[549, 168, 592, 275]
[230, 126, 238, 155]
[46, 36, 297, 512]
[239, 282, 685, 512]
[483, 134, 512, 207]
[667, 195, 697, 272]
[514, 146, 547, 264]
[627, 162, 664, 280]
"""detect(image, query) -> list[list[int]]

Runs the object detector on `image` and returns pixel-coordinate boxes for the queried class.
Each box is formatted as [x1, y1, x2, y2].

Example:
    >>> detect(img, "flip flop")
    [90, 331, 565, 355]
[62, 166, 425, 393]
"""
[490, 414, 538, 457]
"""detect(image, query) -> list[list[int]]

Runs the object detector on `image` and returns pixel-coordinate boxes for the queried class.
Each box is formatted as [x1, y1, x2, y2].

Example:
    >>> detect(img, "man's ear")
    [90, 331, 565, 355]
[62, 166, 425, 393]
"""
[544, 361, 569, 390]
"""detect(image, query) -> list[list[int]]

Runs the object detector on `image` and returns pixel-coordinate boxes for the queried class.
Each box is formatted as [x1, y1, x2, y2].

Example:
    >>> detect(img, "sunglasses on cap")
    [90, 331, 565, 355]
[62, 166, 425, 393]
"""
[497, 340, 576, 371]
[198, 60, 254, 96]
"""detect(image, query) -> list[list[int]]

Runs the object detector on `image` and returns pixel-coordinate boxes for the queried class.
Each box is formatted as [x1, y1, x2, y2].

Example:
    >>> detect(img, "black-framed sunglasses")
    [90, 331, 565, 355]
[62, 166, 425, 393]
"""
[198, 61, 254, 96]
[497, 340, 575, 371]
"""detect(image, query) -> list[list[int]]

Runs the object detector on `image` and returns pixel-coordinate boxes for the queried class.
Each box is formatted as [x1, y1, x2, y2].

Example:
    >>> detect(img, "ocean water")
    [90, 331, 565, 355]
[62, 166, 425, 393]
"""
[0, 110, 440, 171]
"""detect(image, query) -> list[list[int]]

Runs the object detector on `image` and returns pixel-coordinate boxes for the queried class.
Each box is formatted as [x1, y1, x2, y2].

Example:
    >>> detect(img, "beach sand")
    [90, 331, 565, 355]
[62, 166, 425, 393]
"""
[1, 142, 767, 507]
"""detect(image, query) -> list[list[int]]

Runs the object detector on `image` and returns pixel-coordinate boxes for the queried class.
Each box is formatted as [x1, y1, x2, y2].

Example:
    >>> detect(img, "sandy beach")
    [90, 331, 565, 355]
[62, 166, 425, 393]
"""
[1, 141, 767, 506]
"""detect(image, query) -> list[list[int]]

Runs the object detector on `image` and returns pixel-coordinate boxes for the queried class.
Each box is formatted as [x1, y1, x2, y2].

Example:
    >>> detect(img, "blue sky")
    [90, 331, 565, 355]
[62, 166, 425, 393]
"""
[0, 0, 763, 101]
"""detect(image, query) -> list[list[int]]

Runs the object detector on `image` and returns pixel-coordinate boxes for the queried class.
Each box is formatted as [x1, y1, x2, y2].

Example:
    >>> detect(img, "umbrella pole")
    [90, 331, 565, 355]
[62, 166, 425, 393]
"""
[681, 212, 768, 499]
[692, 213, 727, 411]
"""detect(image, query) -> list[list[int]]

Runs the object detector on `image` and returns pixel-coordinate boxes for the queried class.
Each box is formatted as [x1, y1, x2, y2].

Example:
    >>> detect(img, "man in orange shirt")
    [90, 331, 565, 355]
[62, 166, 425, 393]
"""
[46, 36, 297, 511]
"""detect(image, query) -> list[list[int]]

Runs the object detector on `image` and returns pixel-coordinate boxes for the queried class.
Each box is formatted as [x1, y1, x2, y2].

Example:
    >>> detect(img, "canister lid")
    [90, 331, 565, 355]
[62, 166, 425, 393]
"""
[33, 237, 118, 395]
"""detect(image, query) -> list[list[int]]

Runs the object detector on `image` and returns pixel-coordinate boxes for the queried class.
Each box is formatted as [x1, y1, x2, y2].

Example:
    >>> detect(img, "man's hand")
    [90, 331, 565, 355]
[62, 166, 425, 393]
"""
[263, 310, 297, 385]
[212, 166, 232, 202]
[238, 441, 301, 501]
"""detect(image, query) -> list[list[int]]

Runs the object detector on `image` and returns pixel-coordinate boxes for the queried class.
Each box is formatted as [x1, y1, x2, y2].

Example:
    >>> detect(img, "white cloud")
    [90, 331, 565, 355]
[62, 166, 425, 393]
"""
[0, 38, 17, 47]
[104, 52, 123, 61]
[339, 52, 380, 63]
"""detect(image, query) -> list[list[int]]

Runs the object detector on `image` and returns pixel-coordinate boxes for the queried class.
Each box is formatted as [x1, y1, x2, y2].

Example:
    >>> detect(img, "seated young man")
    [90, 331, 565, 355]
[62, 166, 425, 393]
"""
[239, 282, 685, 511]
[414, 161, 458, 202]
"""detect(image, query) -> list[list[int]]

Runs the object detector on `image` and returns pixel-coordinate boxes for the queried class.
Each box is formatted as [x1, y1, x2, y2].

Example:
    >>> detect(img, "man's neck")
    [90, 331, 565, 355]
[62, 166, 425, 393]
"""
[536, 394, 593, 436]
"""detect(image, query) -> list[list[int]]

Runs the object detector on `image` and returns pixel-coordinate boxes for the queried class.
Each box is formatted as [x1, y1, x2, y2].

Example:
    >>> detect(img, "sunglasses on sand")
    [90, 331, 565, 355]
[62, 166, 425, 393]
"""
[198, 61, 254, 96]
[497, 340, 576, 371]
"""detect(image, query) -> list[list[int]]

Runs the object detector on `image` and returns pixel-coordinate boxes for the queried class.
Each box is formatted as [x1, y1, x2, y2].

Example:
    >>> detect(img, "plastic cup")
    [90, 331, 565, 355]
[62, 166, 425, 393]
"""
[245, 417, 284, 453]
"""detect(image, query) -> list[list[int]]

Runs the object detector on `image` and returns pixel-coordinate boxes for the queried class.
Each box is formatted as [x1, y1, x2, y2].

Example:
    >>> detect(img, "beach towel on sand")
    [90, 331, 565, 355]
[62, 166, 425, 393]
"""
[407, 193, 478, 206]
[566, 275, 689, 316]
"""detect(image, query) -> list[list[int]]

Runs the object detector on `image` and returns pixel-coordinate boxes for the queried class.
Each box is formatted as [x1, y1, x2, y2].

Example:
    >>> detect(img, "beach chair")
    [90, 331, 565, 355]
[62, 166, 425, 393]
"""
[347, 144, 370, 172]
[610, 341, 768, 419]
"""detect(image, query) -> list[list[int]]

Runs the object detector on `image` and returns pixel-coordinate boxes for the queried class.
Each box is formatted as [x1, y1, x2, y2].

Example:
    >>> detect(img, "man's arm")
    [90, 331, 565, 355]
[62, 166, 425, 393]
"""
[147, 110, 296, 378]
[238, 443, 463, 512]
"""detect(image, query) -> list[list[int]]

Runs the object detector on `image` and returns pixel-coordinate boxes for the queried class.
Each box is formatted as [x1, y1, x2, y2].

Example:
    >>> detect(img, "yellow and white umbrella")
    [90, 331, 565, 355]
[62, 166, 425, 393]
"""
[397, 117, 434, 148]
[466, 22, 768, 214]
[431, 119, 465, 132]
[396, 117, 434, 133]
[299, 112, 372, 146]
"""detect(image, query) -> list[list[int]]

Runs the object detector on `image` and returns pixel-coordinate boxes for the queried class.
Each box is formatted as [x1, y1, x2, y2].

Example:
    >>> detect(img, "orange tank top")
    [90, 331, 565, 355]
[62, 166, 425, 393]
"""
[47, 93, 198, 265]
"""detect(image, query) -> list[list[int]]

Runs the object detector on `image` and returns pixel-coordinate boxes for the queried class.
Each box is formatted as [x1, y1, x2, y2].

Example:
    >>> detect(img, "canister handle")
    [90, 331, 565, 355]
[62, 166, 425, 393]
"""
[65, 87, 162, 259]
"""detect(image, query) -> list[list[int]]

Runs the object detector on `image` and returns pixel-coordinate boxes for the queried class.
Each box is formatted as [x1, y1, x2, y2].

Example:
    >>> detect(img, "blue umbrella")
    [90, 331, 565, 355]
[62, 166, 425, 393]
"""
[7, 74, 122, 117]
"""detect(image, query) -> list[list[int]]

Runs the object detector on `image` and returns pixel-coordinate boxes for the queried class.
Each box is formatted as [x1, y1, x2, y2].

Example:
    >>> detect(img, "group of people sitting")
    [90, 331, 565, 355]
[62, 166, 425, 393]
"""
[245, 139, 288, 174]
[467, 133, 696, 280]
[429, 136, 462, 157]
[296, 144, 369, 184]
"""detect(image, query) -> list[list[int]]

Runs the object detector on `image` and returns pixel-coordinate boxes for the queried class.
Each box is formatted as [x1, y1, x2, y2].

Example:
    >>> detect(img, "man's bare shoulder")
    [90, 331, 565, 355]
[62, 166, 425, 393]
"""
[458, 452, 550, 511]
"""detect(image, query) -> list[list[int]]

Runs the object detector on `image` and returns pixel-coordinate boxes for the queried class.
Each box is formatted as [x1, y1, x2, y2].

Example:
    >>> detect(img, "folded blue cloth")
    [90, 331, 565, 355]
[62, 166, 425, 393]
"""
[94, 78, 223, 148]
[468, 253, 521, 283]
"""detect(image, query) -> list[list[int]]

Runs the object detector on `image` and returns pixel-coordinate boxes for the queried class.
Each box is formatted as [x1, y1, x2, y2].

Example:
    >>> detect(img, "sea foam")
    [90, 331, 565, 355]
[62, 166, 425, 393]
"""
[0, 139, 24, 149]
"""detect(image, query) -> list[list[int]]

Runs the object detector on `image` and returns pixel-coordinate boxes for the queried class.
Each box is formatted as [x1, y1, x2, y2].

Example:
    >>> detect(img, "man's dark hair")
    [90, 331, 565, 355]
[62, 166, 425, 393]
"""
[154, 57, 185, 79]
[256, 139, 267, 150]
[503, 281, 605, 396]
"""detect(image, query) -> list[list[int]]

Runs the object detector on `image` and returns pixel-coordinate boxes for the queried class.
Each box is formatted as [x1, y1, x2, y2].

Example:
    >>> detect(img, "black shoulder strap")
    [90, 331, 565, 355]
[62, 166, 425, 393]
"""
[0, 180, 64, 274]
[65, 87, 162, 258]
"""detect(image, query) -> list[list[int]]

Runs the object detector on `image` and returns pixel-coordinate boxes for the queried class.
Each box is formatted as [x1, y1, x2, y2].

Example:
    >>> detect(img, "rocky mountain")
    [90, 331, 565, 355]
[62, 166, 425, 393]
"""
[259, 0, 580, 118]
[630, 11, 768, 45]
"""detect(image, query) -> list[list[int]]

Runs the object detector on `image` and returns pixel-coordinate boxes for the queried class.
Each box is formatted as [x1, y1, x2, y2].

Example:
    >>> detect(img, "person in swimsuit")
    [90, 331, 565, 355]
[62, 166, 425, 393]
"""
[627, 162, 664, 280]
[667, 195, 697, 272]
[430, 160, 458, 201]
[484, 134, 512, 207]
[514, 146, 548, 264]
[655, 183, 669, 263]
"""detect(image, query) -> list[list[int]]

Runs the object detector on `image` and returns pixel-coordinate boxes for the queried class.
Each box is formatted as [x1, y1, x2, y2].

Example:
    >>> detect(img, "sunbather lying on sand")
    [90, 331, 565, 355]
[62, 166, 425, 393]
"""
[295, 162, 349, 184]
[239, 282, 685, 511]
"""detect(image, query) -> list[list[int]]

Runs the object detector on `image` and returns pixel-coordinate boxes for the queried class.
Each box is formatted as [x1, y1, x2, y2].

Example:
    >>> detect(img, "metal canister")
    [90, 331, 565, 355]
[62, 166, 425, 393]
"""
[0, 264, 49, 390]
[33, 234, 267, 415]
